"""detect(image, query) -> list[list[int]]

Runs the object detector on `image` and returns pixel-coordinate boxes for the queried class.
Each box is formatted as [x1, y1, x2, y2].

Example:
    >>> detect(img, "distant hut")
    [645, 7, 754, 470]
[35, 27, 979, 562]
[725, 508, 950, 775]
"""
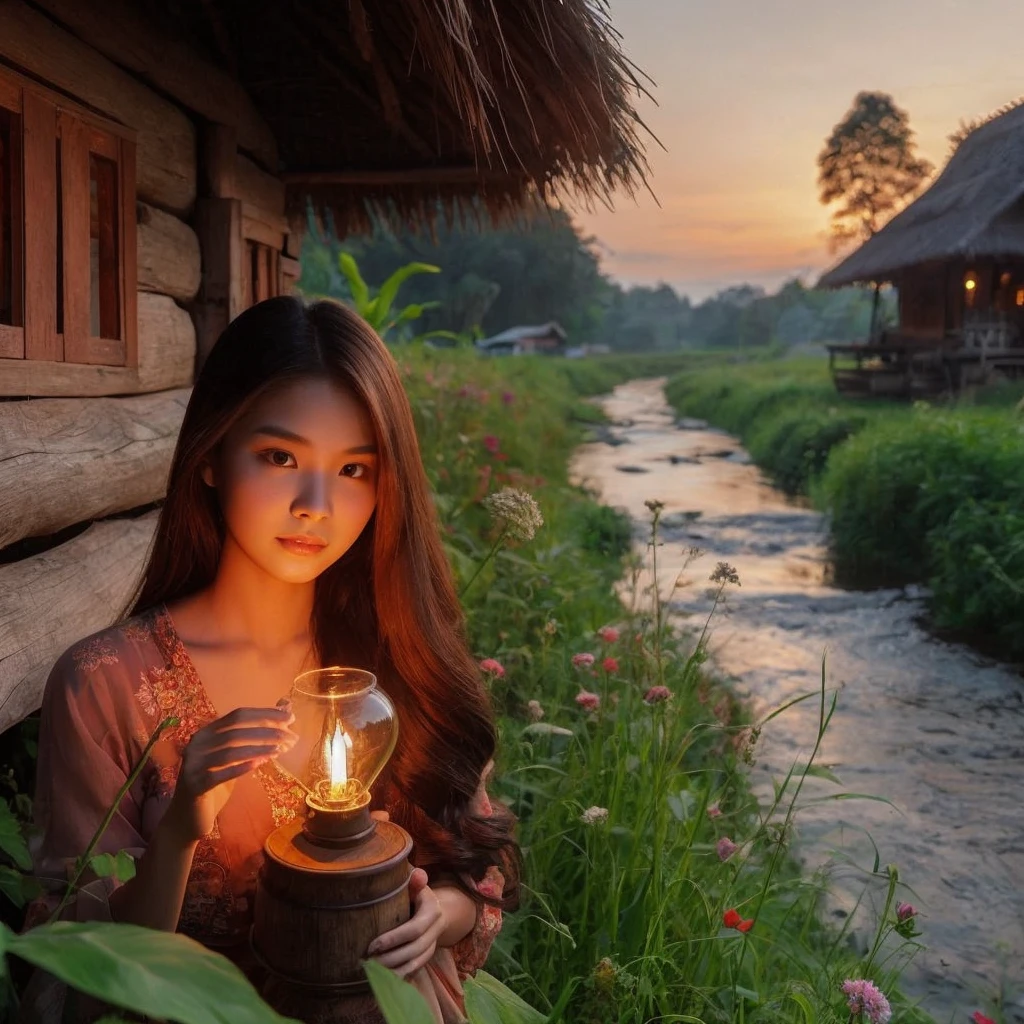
[818, 101, 1024, 396]
[0, 0, 647, 735]
[476, 322, 568, 356]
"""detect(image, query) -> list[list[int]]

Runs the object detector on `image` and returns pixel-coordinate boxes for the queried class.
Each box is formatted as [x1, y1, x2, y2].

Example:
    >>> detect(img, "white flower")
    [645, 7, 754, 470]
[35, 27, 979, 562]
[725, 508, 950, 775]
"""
[527, 699, 544, 722]
[482, 487, 544, 542]
[580, 806, 609, 826]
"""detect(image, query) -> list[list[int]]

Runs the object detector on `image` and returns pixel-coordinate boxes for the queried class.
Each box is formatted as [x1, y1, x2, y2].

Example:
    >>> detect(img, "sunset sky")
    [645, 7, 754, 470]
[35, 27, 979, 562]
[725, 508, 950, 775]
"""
[571, 0, 1024, 301]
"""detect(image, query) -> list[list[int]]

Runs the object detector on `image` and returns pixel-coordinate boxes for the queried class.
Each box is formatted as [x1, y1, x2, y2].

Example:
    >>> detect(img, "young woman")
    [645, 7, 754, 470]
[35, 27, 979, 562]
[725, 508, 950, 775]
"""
[29, 296, 519, 1022]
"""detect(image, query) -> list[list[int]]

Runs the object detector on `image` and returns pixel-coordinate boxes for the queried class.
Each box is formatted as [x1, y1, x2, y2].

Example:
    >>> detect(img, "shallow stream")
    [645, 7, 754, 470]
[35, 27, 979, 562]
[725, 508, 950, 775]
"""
[570, 378, 1024, 1023]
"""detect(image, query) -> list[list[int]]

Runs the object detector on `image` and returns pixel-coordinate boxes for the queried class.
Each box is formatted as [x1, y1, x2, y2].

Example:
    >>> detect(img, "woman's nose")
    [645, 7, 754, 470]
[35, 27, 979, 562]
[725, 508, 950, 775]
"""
[291, 474, 332, 520]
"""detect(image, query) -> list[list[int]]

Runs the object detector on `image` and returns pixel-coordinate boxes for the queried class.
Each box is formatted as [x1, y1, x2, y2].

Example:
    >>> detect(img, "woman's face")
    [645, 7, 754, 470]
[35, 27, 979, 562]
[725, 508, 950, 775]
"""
[204, 377, 379, 584]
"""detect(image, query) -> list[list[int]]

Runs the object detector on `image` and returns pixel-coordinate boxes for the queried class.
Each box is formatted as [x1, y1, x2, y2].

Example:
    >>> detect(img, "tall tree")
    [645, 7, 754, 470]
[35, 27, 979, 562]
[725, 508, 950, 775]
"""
[818, 91, 933, 335]
[818, 92, 933, 248]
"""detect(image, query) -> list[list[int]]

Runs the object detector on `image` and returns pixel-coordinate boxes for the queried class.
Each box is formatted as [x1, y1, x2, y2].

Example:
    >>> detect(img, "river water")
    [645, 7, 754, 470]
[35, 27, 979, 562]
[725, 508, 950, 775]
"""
[570, 378, 1024, 1024]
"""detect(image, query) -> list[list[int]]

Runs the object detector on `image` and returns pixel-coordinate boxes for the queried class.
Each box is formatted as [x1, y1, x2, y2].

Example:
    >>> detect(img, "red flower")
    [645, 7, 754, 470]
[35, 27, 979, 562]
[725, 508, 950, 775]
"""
[482, 435, 501, 454]
[971, 1014, 996, 1024]
[723, 908, 754, 933]
[601, 657, 619, 673]
[479, 658, 505, 678]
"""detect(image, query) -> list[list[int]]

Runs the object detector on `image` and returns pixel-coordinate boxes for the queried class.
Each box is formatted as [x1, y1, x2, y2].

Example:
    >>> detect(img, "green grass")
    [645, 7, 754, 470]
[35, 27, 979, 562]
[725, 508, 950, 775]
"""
[396, 350, 944, 1024]
[665, 357, 1024, 660]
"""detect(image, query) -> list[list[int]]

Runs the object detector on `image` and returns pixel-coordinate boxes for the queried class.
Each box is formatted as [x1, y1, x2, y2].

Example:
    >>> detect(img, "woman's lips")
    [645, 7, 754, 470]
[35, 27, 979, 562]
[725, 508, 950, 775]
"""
[276, 537, 328, 556]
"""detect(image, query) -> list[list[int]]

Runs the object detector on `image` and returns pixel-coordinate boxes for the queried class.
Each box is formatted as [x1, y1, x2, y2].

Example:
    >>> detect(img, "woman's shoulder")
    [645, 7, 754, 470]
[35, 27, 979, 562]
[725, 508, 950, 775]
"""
[48, 606, 166, 695]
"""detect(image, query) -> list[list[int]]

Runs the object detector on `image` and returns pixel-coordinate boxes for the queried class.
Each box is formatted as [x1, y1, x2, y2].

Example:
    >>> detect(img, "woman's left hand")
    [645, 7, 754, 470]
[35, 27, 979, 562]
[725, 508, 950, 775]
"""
[366, 868, 445, 977]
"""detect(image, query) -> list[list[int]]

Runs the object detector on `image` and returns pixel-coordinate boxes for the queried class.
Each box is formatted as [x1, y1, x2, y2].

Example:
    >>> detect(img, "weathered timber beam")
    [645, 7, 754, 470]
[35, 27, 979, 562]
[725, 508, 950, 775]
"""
[0, 513, 158, 733]
[0, 2, 196, 213]
[282, 167, 526, 186]
[0, 389, 188, 548]
[0, 291, 195, 397]
[31, 0, 278, 169]
[137, 203, 201, 303]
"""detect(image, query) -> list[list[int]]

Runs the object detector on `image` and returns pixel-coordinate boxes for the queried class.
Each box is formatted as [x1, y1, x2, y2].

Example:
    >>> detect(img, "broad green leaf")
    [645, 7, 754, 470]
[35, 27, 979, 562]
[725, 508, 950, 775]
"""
[0, 802, 31, 871]
[797, 763, 843, 785]
[88, 851, 136, 884]
[463, 970, 546, 1024]
[0, 864, 38, 908]
[374, 262, 440, 327]
[337, 252, 370, 312]
[364, 960, 436, 1024]
[0, 922, 299, 1024]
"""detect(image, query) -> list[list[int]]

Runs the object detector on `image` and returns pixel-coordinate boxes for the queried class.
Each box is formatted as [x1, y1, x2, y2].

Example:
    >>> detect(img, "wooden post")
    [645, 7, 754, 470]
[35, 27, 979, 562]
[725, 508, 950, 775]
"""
[192, 198, 243, 367]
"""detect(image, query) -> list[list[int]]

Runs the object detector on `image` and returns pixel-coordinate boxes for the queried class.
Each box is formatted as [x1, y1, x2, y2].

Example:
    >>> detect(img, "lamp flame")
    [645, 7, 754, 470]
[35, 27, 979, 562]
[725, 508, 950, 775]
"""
[326, 721, 353, 802]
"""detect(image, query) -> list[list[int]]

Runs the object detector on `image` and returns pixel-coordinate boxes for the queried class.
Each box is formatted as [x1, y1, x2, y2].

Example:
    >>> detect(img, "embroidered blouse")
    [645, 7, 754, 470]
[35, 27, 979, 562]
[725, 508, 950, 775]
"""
[31, 605, 502, 1023]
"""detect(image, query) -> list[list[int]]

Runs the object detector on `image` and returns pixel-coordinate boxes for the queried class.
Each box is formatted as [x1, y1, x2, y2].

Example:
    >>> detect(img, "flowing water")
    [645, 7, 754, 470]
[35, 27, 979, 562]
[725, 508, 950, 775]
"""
[571, 378, 1024, 1023]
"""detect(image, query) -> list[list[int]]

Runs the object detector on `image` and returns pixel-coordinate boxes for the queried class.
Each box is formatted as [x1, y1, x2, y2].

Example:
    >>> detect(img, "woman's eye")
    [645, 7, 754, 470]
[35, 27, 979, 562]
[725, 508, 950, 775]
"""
[262, 449, 296, 468]
[341, 463, 367, 479]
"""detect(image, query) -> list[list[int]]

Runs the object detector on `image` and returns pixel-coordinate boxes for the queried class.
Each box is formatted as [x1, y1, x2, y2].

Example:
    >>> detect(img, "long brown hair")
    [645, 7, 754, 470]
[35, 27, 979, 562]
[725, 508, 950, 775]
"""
[127, 296, 518, 904]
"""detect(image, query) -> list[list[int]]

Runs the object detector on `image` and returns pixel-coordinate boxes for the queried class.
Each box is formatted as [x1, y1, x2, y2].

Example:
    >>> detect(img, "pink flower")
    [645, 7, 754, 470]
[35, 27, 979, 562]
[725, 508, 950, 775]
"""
[895, 901, 917, 923]
[575, 691, 600, 711]
[644, 685, 672, 704]
[572, 652, 595, 669]
[601, 657, 619, 674]
[716, 836, 738, 861]
[479, 658, 505, 678]
[706, 802, 722, 819]
[483, 435, 501, 454]
[971, 1013, 996, 1024]
[841, 979, 892, 1024]
[722, 908, 753, 933]
[501, 390, 515, 406]
[597, 625, 620, 643]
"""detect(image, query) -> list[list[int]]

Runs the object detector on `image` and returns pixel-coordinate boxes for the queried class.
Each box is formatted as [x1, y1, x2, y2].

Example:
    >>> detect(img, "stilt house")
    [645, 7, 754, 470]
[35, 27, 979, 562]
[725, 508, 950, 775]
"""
[819, 100, 1024, 396]
[0, 0, 647, 735]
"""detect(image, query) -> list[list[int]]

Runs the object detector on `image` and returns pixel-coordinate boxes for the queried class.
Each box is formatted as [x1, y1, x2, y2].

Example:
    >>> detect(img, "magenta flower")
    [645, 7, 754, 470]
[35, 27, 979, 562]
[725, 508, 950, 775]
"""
[482, 435, 501, 454]
[644, 685, 672, 704]
[601, 657, 619, 674]
[597, 625, 620, 643]
[716, 837, 738, 861]
[896, 901, 917, 923]
[575, 691, 600, 711]
[501, 390, 515, 405]
[572, 652, 596, 669]
[841, 979, 892, 1024]
[706, 802, 722, 819]
[971, 1013, 996, 1024]
[479, 658, 505, 678]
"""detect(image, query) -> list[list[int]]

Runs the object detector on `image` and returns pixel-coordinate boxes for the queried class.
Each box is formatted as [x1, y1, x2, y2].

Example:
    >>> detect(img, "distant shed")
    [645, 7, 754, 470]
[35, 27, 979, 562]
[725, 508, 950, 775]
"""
[476, 322, 568, 356]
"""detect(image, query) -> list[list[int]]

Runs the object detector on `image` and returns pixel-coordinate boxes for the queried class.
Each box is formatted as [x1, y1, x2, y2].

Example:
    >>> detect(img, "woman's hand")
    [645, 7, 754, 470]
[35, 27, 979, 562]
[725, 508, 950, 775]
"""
[366, 868, 445, 977]
[166, 701, 296, 842]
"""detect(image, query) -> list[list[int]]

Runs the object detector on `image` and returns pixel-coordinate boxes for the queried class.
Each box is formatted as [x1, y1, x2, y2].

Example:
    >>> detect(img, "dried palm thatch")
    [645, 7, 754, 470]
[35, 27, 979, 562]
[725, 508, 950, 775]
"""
[150, 0, 652, 231]
[819, 102, 1024, 288]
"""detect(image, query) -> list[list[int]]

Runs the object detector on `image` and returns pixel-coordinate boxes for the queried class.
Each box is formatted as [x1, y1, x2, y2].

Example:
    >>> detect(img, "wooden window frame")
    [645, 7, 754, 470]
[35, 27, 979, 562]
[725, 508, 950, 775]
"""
[0, 66, 136, 371]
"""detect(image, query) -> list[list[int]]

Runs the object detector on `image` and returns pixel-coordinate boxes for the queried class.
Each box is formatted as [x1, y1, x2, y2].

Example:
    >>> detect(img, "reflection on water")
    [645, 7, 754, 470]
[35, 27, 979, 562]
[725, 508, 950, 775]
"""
[571, 379, 1024, 1023]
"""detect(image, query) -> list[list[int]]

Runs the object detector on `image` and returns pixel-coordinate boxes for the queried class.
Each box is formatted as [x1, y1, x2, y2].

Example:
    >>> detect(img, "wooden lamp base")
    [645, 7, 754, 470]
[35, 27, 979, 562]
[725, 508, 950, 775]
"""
[251, 801, 413, 1024]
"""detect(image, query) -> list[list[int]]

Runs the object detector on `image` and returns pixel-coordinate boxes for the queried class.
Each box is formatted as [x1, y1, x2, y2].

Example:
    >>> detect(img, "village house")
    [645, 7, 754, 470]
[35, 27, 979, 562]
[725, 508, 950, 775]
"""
[476, 321, 568, 356]
[819, 100, 1024, 396]
[0, 0, 646, 737]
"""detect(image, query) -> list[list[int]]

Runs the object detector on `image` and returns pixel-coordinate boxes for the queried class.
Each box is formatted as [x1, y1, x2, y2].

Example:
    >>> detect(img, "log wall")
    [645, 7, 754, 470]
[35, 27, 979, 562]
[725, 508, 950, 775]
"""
[0, 390, 188, 548]
[0, 514, 158, 734]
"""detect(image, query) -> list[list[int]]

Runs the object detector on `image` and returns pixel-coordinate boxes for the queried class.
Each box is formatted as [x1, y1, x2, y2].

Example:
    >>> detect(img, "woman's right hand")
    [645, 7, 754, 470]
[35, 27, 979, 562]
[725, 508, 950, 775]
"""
[167, 702, 297, 842]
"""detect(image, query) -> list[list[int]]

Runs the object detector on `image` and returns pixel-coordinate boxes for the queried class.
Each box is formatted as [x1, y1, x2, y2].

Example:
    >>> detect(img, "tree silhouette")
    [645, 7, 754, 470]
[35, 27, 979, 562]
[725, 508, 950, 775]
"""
[818, 91, 933, 252]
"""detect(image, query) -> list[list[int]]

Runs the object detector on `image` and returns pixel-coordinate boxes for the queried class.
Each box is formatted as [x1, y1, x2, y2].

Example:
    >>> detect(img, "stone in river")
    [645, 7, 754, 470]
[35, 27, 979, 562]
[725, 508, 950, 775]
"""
[668, 454, 700, 465]
[675, 417, 709, 430]
[615, 465, 650, 474]
[699, 448, 736, 459]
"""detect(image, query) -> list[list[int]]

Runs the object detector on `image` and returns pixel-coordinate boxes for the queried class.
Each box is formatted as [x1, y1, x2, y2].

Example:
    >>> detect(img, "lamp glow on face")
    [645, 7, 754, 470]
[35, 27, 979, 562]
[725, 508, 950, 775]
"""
[276, 667, 398, 811]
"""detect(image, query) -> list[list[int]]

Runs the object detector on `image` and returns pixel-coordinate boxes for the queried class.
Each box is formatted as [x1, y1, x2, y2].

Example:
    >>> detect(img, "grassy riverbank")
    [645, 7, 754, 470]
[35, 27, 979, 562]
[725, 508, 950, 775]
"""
[665, 359, 1024, 661]
[401, 350, 939, 1024]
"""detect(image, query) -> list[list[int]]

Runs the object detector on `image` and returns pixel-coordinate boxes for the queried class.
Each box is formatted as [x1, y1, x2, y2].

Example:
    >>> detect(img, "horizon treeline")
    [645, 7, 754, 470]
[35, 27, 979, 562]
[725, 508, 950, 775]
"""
[298, 206, 893, 352]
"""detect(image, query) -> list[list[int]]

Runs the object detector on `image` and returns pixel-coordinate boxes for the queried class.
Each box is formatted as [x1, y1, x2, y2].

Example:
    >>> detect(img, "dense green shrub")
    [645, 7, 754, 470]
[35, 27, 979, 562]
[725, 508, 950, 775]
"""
[928, 499, 1024, 657]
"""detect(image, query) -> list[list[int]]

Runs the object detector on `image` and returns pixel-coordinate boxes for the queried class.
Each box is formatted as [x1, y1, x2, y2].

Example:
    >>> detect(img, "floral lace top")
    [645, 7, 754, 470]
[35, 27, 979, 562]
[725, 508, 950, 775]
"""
[32, 606, 502, 1020]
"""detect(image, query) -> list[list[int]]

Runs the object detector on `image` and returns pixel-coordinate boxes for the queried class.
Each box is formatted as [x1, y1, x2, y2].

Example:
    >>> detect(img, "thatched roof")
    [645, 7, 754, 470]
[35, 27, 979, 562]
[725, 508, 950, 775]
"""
[146, 0, 651, 230]
[819, 102, 1024, 287]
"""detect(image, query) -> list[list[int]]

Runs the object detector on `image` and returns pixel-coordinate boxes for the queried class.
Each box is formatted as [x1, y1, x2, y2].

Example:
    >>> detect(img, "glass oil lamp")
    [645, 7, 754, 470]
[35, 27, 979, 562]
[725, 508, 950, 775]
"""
[251, 668, 413, 1019]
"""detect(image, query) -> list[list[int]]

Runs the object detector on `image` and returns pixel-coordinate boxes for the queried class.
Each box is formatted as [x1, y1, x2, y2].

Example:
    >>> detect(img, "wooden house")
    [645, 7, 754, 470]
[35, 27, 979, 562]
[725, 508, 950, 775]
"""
[819, 100, 1024, 396]
[476, 321, 568, 356]
[0, 0, 647, 737]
